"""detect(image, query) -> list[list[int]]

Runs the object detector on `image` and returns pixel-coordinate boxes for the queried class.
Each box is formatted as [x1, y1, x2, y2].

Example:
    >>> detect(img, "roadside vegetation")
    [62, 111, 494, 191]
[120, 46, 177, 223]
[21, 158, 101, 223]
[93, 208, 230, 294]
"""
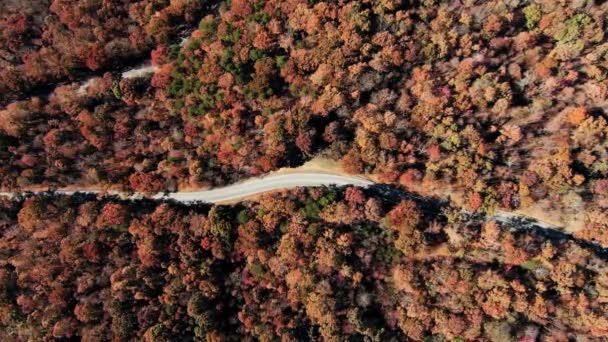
[0, 0, 208, 106]
[1, 1, 608, 338]
[1, 0, 607, 245]
[1, 187, 607, 340]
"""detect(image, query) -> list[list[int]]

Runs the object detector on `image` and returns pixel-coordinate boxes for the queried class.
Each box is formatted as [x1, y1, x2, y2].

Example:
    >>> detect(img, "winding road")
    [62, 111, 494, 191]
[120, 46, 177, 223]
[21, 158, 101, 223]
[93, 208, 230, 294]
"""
[0, 171, 373, 203]
[153, 172, 374, 203]
[0, 48, 591, 244]
[3, 169, 608, 255]
[0, 170, 560, 231]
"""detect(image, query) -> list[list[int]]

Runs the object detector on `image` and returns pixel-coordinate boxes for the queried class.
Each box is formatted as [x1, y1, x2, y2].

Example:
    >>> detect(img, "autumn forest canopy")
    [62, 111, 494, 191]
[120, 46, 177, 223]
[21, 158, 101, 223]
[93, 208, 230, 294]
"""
[1, 0, 608, 340]
[2, 189, 608, 340]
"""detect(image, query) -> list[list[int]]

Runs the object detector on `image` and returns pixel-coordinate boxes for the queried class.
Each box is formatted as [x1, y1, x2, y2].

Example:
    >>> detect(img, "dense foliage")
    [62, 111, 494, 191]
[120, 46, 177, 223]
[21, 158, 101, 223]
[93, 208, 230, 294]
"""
[1, 187, 607, 340]
[1, 0, 608, 244]
[2, 1, 608, 338]
[0, 0, 208, 105]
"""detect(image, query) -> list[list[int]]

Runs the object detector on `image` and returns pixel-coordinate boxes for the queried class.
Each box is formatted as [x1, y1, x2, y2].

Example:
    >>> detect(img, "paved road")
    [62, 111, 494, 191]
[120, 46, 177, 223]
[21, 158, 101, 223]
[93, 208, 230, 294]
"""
[154, 172, 374, 203]
[0, 171, 564, 233]
[0, 171, 374, 203]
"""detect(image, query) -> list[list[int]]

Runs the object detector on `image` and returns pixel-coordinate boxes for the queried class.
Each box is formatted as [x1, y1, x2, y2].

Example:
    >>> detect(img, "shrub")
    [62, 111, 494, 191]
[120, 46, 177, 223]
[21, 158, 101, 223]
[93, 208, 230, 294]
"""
[523, 4, 541, 29]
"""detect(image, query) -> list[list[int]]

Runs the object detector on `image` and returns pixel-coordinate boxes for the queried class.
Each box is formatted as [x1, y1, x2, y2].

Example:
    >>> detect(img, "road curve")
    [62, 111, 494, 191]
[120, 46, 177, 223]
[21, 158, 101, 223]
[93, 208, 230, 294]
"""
[154, 172, 374, 203]
[0, 171, 374, 203]
[0, 171, 571, 234]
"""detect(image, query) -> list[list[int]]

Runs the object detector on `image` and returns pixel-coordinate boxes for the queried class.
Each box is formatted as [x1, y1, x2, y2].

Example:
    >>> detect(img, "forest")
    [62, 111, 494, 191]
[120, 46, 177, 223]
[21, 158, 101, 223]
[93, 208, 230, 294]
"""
[0, 0, 208, 106]
[1, 0, 608, 245]
[1, 0, 608, 340]
[1, 187, 608, 340]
